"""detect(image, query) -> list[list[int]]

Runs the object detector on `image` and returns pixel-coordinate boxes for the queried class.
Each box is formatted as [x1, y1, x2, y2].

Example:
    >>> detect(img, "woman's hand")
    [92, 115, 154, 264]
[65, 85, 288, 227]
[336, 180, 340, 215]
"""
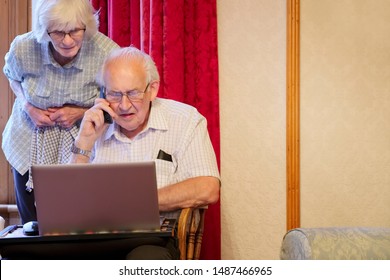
[48, 105, 88, 128]
[24, 103, 56, 127]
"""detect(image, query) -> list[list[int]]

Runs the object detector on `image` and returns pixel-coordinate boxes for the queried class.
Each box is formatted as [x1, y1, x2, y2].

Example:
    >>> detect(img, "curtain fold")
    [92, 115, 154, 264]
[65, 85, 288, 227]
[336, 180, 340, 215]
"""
[91, 0, 220, 260]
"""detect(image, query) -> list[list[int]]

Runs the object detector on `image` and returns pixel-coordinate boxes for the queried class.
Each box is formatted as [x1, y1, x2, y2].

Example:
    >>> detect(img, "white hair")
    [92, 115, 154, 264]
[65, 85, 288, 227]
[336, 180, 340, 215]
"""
[33, 0, 99, 43]
[97, 47, 160, 86]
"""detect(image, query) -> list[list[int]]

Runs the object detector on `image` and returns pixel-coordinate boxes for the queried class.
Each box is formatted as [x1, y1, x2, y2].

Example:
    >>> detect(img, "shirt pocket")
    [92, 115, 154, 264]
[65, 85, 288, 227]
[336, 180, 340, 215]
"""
[155, 159, 176, 188]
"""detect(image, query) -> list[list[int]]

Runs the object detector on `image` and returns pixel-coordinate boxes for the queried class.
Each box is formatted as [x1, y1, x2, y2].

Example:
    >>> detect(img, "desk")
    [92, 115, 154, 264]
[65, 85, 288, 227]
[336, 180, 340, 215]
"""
[0, 222, 176, 260]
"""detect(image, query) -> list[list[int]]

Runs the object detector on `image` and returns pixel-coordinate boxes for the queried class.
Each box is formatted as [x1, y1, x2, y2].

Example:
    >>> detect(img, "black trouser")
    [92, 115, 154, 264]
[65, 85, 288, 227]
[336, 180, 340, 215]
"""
[12, 168, 37, 224]
[125, 237, 180, 260]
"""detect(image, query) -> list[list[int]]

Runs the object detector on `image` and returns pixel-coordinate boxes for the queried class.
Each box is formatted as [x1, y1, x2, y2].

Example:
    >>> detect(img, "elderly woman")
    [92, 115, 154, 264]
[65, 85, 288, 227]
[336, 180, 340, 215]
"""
[2, 0, 119, 224]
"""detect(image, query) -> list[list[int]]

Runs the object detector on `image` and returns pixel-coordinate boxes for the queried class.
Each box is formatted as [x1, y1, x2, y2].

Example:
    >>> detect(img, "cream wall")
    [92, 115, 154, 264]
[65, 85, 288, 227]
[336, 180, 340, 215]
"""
[218, 0, 287, 259]
[300, 0, 390, 227]
[218, 0, 390, 260]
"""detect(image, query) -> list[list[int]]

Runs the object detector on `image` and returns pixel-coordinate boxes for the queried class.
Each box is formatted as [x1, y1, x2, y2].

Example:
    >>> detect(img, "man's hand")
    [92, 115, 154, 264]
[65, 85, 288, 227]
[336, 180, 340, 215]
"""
[73, 98, 116, 151]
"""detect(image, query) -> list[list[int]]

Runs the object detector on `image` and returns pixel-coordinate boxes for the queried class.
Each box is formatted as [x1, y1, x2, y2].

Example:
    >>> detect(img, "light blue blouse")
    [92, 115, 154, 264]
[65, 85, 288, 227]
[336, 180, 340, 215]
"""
[2, 31, 119, 174]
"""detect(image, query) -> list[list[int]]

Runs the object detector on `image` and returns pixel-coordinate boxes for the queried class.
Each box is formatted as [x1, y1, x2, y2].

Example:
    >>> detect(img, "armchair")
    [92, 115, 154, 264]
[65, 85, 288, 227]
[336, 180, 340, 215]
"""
[280, 227, 390, 260]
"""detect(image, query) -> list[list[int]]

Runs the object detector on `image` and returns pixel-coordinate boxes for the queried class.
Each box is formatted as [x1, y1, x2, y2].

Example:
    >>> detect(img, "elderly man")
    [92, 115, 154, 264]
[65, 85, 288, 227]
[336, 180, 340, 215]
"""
[69, 46, 220, 259]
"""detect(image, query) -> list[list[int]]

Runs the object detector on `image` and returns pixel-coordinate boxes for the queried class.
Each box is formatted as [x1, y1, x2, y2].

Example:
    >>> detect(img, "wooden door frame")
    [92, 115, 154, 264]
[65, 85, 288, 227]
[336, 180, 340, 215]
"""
[286, 0, 300, 230]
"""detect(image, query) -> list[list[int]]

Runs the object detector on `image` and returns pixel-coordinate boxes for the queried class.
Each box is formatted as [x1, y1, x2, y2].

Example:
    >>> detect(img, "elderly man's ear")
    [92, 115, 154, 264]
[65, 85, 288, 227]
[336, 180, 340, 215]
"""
[149, 81, 160, 100]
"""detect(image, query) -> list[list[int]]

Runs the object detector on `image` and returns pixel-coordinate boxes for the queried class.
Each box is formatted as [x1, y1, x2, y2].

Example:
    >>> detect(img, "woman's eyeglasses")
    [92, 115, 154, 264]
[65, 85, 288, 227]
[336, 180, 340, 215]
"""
[47, 28, 86, 41]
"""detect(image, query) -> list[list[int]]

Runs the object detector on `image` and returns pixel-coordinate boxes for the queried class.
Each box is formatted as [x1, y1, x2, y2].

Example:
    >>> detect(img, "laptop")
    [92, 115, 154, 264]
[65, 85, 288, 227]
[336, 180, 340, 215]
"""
[31, 161, 168, 236]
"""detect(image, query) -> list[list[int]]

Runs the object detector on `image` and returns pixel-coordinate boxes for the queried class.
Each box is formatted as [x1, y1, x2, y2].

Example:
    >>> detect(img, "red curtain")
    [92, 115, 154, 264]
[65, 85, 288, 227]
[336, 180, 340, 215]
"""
[91, 0, 220, 260]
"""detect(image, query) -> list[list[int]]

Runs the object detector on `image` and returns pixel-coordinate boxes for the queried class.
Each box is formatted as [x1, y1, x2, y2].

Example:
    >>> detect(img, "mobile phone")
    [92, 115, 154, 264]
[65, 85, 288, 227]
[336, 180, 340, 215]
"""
[99, 86, 113, 124]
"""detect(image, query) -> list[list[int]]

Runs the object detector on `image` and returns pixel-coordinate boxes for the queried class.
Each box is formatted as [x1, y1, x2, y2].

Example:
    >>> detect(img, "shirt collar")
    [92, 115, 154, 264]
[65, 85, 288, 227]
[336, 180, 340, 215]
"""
[42, 42, 52, 65]
[148, 98, 169, 131]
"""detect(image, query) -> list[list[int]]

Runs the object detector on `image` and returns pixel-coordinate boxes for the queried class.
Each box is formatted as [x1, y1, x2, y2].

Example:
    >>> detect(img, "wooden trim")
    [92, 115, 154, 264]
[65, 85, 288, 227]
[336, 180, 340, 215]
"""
[286, 0, 300, 230]
[0, 0, 30, 205]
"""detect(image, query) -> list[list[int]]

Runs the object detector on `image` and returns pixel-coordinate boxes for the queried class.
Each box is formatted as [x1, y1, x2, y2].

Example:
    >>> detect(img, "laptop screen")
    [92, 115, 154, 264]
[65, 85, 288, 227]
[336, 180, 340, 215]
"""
[31, 161, 161, 236]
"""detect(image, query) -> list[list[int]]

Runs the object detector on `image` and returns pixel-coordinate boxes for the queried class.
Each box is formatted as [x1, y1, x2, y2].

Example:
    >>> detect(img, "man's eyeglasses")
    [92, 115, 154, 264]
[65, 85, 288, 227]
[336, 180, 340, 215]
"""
[104, 83, 150, 103]
[47, 28, 86, 41]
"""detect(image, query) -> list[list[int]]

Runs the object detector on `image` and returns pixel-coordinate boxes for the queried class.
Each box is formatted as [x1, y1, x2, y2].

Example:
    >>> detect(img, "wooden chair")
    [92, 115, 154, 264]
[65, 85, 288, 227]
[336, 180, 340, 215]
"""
[177, 207, 207, 260]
